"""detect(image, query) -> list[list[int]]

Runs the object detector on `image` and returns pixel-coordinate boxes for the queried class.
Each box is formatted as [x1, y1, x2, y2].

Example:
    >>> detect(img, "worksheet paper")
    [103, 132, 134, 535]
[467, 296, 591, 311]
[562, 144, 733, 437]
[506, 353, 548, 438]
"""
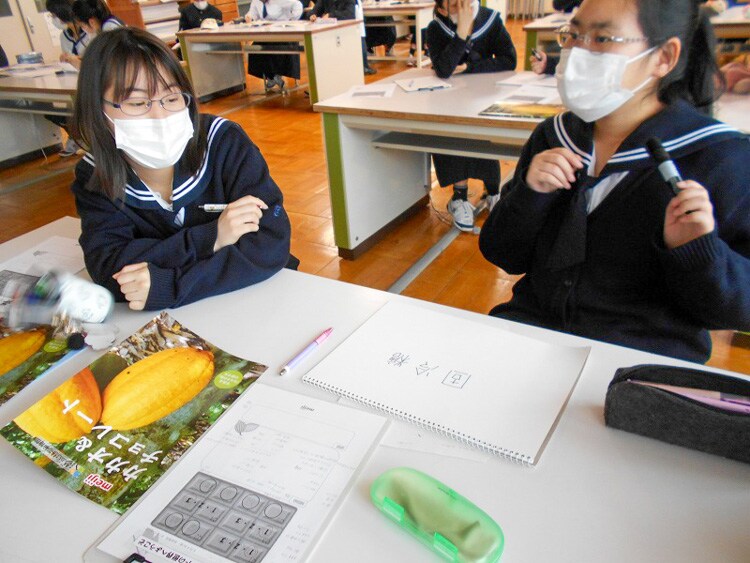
[303, 301, 590, 466]
[394, 76, 452, 92]
[89, 384, 388, 563]
[0, 236, 85, 278]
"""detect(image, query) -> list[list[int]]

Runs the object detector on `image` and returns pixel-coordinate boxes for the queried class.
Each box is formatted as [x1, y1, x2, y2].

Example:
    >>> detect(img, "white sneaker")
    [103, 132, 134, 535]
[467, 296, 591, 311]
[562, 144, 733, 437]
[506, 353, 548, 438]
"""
[407, 54, 417, 67]
[484, 193, 501, 213]
[59, 137, 80, 158]
[447, 199, 475, 232]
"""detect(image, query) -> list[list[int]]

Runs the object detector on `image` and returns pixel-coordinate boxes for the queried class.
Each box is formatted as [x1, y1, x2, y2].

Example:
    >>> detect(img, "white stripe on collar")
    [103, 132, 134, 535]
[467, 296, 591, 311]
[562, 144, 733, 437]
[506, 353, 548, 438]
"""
[553, 113, 592, 164]
[553, 113, 739, 166]
[433, 10, 498, 41]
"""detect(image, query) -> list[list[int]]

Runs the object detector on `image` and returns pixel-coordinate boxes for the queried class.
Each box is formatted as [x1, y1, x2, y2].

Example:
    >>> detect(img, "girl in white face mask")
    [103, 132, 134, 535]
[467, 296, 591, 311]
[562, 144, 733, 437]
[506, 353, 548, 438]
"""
[480, 0, 750, 364]
[70, 28, 294, 312]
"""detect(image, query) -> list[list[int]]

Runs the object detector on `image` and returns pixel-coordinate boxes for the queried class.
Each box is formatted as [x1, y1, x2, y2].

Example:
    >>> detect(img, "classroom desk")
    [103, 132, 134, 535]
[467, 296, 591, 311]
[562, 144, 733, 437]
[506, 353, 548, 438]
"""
[523, 7, 750, 70]
[522, 12, 569, 70]
[0, 71, 76, 166]
[178, 21, 364, 104]
[711, 5, 750, 41]
[314, 68, 540, 258]
[1, 217, 749, 562]
[362, 0, 434, 68]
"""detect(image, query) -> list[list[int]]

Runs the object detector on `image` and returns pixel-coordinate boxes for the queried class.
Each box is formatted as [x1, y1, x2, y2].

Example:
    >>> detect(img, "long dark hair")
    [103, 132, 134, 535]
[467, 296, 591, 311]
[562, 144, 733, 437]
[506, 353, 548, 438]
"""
[635, 0, 724, 114]
[71, 27, 207, 200]
[71, 0, 111, 24]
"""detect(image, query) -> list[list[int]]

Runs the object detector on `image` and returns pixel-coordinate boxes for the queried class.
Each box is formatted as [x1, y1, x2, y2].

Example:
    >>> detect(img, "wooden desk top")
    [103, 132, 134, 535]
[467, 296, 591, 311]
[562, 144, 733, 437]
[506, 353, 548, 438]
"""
[314, 68, 542, 131]
[523, 12, 570, 31]
[178, 19, 360, 38]
[0, 72, 78, 96]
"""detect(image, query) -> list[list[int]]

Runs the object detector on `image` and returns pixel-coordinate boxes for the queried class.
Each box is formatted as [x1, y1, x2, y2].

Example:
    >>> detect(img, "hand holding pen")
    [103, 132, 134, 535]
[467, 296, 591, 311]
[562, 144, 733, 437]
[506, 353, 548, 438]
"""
[646, 138, 716, 249]
[529, 48, 547, 75]
[211, 195, 268, 252]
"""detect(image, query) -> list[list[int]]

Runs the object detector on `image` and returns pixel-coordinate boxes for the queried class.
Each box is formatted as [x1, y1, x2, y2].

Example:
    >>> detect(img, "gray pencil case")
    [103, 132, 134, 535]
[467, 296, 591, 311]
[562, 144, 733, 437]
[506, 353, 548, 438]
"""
[604, 364, 750, 464]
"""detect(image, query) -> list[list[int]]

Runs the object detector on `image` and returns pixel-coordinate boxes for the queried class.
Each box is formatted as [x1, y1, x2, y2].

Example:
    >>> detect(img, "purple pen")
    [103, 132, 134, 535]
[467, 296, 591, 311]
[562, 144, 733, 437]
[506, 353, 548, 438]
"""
[279, 328, 333, 376]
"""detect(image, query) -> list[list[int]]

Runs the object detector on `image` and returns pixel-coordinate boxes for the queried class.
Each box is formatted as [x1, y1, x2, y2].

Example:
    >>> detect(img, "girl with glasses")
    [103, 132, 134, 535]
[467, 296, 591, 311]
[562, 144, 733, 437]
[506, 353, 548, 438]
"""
[480, 0, 750, 363]
[71, 28, 294, 311]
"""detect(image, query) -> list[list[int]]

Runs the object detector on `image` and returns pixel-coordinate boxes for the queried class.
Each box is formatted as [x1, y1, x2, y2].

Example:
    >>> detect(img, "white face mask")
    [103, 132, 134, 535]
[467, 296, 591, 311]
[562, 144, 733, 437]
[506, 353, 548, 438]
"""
[107, 108, 194, 169]
[448, 0, 479, 24]
[555, 46, 656, 122]
[51, 16, 68, 31]
[195, 1, 208, 9]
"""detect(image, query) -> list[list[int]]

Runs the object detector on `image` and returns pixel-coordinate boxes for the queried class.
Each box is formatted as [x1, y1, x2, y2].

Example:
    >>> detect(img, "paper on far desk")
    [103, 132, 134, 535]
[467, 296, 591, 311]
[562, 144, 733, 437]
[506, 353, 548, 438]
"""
[0, 236, 84, 278]
[395, 76, 451, 93]
[0, 62, 77, 78]
[496, 71, 554, 87]
[90, 384, 388, 563]
[349, 82, 396, 98]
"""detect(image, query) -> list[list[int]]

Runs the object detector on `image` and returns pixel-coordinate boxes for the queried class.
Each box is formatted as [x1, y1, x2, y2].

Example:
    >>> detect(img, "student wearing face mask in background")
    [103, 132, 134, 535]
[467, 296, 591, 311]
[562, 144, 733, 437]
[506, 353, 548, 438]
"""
[426, 0, 516, 232]
[70, 0, 123, 54]
[70, 28, 294, 311]
[480, 0, 750, 363]
[179, 0, 223, 32]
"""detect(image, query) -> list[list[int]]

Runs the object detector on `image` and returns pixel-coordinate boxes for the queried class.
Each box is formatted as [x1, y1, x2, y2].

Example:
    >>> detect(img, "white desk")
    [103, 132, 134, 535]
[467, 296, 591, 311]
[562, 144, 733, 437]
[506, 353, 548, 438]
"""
[0, 72, 76, 166]
[1, 217, 749, 562]
[363, 0, 434, 68]
[178, 21, 364, 104]
[314, 68, 541, 258]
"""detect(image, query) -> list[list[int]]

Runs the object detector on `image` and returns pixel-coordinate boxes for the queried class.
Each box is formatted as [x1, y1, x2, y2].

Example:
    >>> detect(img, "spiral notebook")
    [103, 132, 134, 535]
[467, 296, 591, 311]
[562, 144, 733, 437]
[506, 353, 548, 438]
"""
[303, 302, 591, 466]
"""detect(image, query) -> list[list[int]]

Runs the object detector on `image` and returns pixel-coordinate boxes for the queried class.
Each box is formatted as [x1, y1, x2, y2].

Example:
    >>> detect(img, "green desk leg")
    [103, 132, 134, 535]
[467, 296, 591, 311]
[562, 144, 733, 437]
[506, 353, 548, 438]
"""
[321, 113, 351, 249]
[304, 34, 319, 104]
[524, 30, 537, 71]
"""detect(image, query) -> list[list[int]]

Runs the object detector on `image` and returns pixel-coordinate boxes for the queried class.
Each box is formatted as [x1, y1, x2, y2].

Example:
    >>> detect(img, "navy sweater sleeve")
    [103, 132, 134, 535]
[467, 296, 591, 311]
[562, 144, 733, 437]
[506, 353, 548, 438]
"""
[464, 18, 516, 74]
[73, 123, 291, 310]
[479, 120, 563, 274]
[427, 22, 470, 79]
[655, 138, 750, 331]
[427, 12, 516, 79]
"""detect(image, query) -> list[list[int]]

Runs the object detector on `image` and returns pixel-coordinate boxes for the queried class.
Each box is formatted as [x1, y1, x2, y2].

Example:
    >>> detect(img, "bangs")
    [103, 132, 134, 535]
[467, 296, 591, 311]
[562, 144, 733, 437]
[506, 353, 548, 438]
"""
[106, 45, 183, 101]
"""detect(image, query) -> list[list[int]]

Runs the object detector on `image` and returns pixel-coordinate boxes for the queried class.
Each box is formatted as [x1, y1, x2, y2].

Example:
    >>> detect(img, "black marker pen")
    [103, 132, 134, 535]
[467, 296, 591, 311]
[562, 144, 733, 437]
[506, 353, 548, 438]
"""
[531, 48, 543, 61]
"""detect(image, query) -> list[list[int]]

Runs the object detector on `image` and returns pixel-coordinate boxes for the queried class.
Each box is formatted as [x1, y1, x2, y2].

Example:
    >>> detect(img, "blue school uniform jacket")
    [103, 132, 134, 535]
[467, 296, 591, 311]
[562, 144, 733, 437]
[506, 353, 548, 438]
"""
[71, 114, 292, 310]
[426, 7, 516, 79]
[479, 101, 750, 363]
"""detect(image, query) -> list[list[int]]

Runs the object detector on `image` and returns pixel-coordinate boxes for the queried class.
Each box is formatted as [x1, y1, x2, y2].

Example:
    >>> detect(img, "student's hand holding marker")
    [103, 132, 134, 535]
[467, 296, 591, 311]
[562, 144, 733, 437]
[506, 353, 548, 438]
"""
[530, 49, 547, 75]
[113, 263, 151, 311]
[213, 195, 268, 252]
[526, 147, 584, 193]
[663, 180, 715, 249]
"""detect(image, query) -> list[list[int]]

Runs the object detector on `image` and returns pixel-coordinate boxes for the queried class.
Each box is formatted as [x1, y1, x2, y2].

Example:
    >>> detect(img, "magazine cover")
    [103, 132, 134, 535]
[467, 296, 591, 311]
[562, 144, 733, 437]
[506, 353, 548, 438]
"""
[0, 312, 267, 514]
[479, 102, 562, 120]
[0, 321, 79, 407]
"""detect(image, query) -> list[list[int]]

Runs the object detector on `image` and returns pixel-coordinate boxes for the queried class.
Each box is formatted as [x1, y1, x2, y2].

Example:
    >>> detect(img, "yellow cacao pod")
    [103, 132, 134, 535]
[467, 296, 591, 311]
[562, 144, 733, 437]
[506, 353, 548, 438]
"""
[14, 368, 102, 443]
[101, 347, 214, 430]
[0, 328, 46, 376]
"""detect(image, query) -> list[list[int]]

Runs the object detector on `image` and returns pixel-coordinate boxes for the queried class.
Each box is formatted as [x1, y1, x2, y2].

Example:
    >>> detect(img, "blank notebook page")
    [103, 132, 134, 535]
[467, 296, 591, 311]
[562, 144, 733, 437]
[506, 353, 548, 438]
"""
[303, 301, 591, 465]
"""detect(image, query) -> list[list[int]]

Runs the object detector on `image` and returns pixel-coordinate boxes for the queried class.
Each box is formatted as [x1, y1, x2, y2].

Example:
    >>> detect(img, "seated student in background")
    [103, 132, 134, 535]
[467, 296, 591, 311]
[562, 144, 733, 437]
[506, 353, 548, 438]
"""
[0, 45, 7, 67]
[70, 28, 293, 311]
[365, 16, 396, 57]
[246, 0, 303, 93]
[479, 0, 750, 363]
[179, 0, 223, 30]
[427, 0, 516, 232]
[72, 0, 123, 43]
[309, 0, 377, 75]
[553, 0, 582, 12]
[45, 0, 88, 156]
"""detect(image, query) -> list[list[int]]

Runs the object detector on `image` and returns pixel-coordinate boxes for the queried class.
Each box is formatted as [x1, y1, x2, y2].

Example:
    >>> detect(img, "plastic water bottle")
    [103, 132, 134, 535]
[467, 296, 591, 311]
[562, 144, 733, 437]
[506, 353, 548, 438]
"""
[1, 271, 113, 328]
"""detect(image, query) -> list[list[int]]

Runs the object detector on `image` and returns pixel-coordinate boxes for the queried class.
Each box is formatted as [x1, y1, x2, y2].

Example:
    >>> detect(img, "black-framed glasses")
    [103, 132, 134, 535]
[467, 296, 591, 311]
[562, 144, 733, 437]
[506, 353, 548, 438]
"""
[556, 25, 649, 51]
[103, 92, 192, 116]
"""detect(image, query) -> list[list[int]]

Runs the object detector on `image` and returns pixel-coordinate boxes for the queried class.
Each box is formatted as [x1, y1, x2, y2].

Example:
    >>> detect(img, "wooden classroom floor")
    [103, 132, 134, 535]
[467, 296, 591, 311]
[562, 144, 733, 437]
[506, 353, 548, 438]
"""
[1, 17, 748, 374]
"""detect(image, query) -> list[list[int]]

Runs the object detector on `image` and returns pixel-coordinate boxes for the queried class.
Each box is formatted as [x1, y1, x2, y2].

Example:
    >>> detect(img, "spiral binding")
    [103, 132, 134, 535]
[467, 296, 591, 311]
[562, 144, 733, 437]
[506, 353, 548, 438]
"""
[303, 378, 534, 466]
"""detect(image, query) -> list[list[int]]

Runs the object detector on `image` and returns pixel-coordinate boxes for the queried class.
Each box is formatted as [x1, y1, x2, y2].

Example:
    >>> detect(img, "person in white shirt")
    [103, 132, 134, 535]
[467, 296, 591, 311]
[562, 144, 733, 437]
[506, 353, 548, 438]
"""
[245, 0, 303, 92]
